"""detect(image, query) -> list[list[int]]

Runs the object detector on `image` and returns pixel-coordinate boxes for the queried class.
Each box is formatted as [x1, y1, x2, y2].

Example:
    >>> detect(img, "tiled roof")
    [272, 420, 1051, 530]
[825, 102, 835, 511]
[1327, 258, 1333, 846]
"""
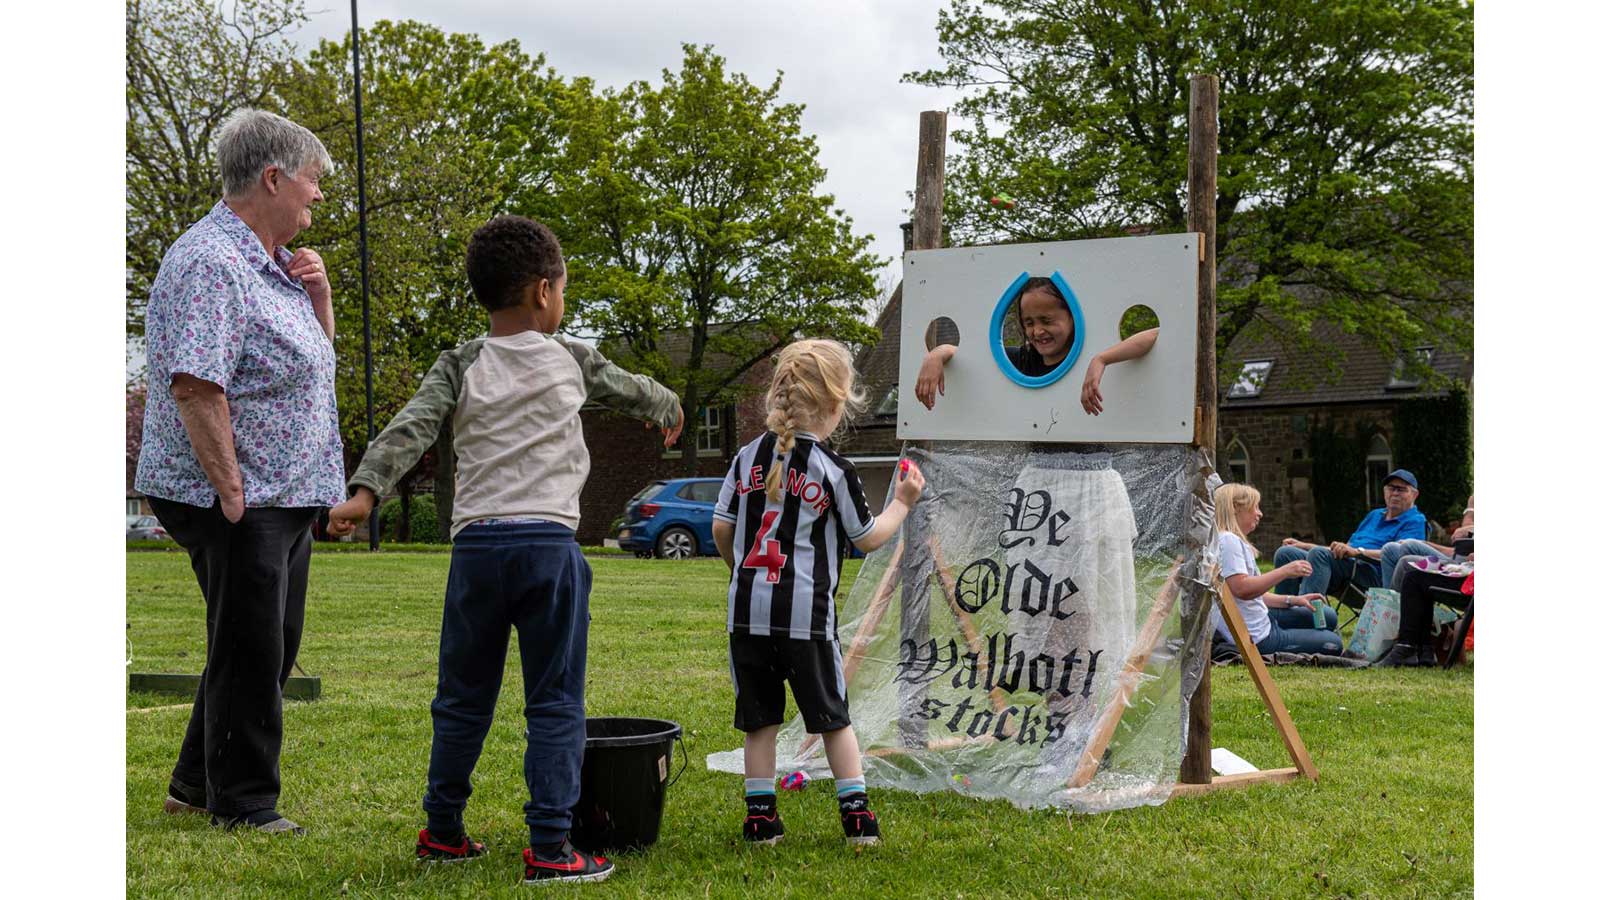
[1219, 317, 1472, 408]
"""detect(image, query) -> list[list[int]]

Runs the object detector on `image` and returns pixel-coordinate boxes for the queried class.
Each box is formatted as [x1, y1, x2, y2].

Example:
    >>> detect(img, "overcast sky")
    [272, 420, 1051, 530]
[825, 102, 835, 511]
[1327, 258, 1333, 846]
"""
[299, 0, 969, 289]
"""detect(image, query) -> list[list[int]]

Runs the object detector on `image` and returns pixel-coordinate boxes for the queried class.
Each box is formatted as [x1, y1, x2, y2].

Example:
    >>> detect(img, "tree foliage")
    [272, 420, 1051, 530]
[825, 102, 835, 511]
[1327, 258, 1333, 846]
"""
[277, 20, 566, 459]
[547, 46, 884, 470]
[126, 0, 311, 332]
[908, 0, 1474, 371]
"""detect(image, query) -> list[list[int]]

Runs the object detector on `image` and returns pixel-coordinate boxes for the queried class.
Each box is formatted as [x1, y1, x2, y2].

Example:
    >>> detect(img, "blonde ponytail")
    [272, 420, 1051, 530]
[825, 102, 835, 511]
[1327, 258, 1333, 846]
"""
[763, 339, 865, 506]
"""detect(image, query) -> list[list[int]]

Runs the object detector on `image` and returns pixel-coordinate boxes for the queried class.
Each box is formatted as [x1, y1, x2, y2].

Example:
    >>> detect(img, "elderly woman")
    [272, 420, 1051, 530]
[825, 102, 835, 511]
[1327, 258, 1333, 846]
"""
[135, 109, 345, 835]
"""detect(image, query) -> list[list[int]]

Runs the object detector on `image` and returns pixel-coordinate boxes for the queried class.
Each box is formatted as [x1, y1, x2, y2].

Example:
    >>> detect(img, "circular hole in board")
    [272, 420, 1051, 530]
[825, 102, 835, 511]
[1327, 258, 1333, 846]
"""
[924, 316, 961, 352]
[1118, 304, 1160, 340]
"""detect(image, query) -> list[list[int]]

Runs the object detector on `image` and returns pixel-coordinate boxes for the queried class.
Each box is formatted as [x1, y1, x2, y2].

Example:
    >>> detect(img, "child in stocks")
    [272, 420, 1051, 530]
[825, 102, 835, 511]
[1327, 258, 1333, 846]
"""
[326, 216, 682, 884]
[711, 339, 927, 846]
[913, 275, 1160, 416]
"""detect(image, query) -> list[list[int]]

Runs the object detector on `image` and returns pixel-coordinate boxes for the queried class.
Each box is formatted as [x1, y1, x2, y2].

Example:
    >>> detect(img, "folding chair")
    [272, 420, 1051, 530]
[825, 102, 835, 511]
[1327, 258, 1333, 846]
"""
[1330, 560, 1382, 632]
[1426, 583, 1475, 669]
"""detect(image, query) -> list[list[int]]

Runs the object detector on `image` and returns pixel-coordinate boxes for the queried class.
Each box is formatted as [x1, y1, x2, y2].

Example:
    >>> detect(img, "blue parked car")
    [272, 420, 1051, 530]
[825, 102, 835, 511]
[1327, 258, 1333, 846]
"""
[616, 476, 867, 561]
[617, 478, 724, 560]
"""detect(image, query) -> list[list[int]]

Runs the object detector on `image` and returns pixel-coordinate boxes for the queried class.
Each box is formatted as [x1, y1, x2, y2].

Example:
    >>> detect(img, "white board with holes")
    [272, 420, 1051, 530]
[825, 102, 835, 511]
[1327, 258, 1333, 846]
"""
[896, 234, 1199, 443]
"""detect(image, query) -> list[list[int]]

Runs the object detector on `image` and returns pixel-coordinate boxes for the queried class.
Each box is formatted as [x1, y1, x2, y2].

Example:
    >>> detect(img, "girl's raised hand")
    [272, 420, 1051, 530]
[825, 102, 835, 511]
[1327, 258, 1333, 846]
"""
[895, 460, 926, 506]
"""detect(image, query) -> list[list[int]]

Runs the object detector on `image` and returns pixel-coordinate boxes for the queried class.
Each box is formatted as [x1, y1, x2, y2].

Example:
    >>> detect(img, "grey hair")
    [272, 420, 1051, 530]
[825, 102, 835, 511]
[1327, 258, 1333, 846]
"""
[215, 109, 334, 199]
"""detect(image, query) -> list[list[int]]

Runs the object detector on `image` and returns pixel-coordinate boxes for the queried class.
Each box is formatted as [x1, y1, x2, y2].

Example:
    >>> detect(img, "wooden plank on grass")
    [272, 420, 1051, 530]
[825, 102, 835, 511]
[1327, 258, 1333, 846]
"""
[129, 673, 322, 701]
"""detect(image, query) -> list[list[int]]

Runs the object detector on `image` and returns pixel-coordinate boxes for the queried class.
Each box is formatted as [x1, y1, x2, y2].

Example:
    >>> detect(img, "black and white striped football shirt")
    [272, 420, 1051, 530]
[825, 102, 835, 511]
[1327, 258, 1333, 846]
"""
[715, 431, 876, 640]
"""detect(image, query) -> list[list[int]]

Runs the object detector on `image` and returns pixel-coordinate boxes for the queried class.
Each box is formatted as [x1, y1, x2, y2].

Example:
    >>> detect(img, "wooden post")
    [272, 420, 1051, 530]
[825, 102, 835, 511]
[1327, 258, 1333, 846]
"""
[913, 111, 947, 252]
[895, 110, 948, 751]
[1180, 73, 1220, 786]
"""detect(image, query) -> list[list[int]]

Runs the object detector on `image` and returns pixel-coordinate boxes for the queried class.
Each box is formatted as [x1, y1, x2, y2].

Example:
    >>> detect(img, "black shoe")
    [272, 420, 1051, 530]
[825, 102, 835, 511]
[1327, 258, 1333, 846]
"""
[1371, 642, 1437, 668]
[839, 793, 880, 846]
[164, 780, 206, 816]
[211, 809, 307, 835]
[522, 840, 614, 884]
[415, 827, 486, 862]
[742, 797, 785, 845]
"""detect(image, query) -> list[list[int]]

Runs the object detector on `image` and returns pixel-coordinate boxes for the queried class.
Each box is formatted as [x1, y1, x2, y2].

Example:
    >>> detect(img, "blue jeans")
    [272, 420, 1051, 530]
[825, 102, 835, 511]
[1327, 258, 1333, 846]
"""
[1273, 545, 1380, 598]
[423, 521, 593, 846]
[1382, 539, 1446, 589]
[1213, 605, 1343, 656]
[1259, 606, 1343, 654]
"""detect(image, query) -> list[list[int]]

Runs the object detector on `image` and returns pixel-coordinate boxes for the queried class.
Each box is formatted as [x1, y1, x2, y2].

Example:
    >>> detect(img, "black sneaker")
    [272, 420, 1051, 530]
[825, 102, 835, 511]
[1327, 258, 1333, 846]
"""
[1371, 642, 1437, 669]
[522, 841, 614, 885]
[742, 807, 785, 845]
[211, 810, 307, 835]
[415, 827, 486, 863]
[164, 781, 206, 816]
[839, 793, 880, 846]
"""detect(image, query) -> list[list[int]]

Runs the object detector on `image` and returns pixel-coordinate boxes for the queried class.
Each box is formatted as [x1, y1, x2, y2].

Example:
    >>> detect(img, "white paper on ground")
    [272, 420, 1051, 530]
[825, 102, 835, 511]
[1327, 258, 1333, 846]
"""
[1210, 747, 1259, 776]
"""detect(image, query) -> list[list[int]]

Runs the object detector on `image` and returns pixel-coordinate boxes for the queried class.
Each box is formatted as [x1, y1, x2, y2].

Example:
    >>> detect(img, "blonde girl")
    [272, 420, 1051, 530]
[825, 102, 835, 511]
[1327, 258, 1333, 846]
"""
[711, 339, 925, 847]
[1212, 483, 1343, 656]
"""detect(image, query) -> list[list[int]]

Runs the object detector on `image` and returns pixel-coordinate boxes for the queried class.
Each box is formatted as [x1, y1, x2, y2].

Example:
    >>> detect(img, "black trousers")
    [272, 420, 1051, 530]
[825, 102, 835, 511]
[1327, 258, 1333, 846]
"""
[148, 497, 318, 817]
[1394, 564, 1470, 646]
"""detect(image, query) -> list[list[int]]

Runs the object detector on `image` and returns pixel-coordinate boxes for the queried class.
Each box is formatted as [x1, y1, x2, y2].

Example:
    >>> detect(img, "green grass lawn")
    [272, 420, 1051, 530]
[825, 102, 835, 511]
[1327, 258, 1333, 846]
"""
[127, 552, 1472, 898]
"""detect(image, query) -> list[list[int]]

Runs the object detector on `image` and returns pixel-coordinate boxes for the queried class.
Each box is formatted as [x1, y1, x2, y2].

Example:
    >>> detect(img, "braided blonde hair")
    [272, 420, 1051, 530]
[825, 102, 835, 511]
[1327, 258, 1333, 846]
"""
[764, 339, 866, 503]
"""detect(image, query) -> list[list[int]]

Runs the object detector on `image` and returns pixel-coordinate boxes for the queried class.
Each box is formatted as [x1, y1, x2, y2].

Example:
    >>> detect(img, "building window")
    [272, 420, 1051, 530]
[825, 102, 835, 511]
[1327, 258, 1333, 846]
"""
[876, 385, 899, 416]
[1365, 434, 1393, 508]
[1226, 439, 1250, 484]
[1387, 346, 1435, 390]
[126, 498, 142, 516]
[696, 406, 723, 455]
[1227, 360, 1273, 399]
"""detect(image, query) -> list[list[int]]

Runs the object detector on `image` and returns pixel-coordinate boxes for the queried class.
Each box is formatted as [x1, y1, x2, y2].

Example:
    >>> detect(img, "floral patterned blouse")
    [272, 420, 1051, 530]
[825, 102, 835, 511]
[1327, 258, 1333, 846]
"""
[136, 201, 345, 509]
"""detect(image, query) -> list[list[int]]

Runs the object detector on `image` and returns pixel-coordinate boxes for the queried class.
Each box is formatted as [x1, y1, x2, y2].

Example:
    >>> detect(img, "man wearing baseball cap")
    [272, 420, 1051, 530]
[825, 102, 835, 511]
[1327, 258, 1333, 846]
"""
[1274, 469, 1428, 602]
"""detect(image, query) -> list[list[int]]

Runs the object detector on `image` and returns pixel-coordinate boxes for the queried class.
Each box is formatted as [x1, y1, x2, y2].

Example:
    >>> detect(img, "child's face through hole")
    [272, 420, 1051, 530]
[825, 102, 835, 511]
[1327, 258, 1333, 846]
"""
[1018, 288, 1074, 364]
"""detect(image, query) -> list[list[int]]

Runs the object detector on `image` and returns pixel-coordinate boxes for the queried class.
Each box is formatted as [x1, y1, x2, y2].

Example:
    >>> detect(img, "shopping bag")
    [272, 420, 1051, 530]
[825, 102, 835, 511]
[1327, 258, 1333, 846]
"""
[1347, 587, 1402, 661]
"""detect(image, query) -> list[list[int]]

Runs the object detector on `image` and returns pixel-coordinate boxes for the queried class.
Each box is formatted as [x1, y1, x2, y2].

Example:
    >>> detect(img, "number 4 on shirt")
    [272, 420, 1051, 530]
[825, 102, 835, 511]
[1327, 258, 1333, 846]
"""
[742, 510, 787, 583]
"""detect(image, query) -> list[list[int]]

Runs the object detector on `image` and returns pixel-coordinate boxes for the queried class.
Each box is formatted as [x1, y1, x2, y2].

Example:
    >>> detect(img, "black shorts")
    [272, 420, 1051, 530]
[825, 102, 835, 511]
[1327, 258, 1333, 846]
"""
[728, 633, 851, 734]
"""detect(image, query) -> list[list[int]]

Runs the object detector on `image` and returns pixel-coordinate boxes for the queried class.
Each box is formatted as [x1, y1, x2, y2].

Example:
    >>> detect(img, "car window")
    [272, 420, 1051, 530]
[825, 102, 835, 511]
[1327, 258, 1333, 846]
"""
[631, 482, 669, 503]
[136, 516, 158, 528]
[685, 482, 722, 504]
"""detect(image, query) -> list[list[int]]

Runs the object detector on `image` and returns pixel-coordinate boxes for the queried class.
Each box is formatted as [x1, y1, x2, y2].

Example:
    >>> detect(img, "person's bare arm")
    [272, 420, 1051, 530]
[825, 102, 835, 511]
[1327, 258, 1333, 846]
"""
[1081, 328, 1159, 415]
[914, 345, 959, 409]
[713, 519, 736, 571]
[171, 373, 244, 522]
[1225, 558, 1310, 602]
[853, 463, 926, 553]
[286, 248, 334, 341]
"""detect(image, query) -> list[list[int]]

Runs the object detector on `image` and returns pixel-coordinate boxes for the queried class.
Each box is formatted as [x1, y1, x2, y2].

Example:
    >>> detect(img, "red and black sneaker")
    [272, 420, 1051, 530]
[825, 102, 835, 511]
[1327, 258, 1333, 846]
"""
[742, 808, 785, 845]
[522, 841, 614, 885]
[839, 793, 880, 846]
[415, 827, 487, 863]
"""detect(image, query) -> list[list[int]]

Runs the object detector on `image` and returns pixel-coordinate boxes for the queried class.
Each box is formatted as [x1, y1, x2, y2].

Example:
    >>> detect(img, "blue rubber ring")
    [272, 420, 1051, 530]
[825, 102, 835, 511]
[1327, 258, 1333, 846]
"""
[988, 270, 1086, 388]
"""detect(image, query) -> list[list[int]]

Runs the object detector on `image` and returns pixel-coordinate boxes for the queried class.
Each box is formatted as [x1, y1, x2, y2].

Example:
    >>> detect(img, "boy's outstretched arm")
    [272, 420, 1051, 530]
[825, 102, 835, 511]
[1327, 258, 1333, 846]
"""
[557, 336, 683, 446]
[1080, 327, 1159, 416]
[914, 344, 958, 410]
[327, 347, 469, 536]
[854, 462, 926, 553]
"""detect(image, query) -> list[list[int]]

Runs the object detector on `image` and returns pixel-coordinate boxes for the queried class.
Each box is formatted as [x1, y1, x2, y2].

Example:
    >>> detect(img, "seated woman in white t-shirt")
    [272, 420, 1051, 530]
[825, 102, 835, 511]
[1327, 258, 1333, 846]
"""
[1210, 483, 1343, 657]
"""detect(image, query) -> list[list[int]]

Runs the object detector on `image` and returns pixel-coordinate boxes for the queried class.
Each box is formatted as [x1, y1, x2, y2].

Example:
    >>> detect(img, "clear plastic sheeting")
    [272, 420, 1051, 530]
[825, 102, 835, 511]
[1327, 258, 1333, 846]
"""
[707, 442, 1220, 813]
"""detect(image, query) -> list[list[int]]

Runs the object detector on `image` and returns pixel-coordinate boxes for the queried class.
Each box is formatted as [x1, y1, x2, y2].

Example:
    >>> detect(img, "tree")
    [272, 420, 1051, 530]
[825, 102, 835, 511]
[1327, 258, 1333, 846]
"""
[907, 0, 1473, 376]
[277, 20, 567, 526]
[126, 0, 311, 332]
[547, 46, 885, 471]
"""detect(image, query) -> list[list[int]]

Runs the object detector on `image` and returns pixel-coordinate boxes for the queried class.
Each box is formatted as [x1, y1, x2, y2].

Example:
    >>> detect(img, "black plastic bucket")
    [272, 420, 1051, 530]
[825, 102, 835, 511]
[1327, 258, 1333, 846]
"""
[570, 717, 686, 853]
